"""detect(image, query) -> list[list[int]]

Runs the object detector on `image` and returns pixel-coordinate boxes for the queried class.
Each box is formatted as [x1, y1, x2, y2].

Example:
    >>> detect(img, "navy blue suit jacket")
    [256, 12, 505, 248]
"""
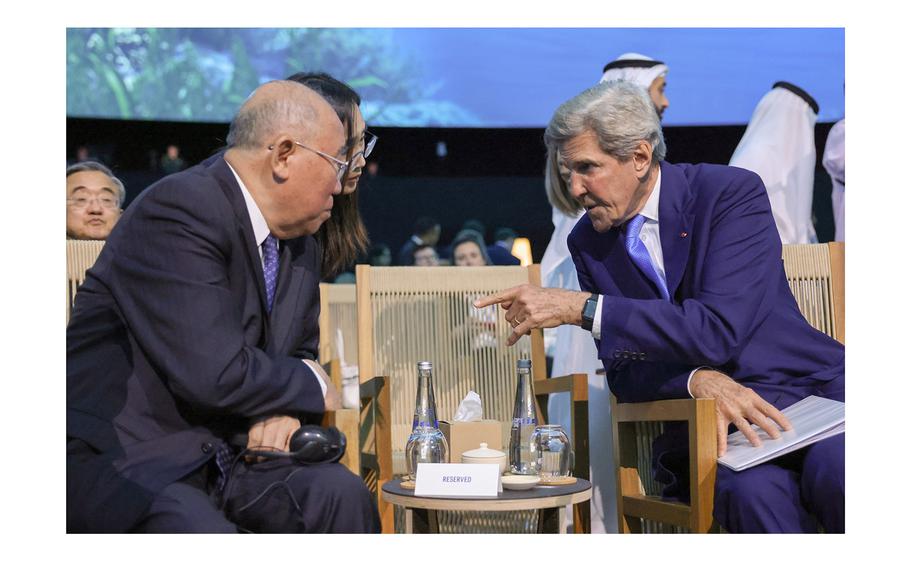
[568, 162, 844, 409]
[66, 156, 326, 532]
[487, 244, 521, 266]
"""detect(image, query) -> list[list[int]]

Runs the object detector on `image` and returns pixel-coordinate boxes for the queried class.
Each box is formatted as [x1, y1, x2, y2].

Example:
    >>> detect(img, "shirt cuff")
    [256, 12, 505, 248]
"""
[686, 366, 713, 398]
[591, 295, 604, 340]
[302, 359, 328, 396]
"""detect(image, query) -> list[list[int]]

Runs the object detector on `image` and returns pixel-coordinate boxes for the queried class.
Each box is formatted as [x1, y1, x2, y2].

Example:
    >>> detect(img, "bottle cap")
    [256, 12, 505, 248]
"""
[517, 359, 531, 369]
[417, 361, 433, 370]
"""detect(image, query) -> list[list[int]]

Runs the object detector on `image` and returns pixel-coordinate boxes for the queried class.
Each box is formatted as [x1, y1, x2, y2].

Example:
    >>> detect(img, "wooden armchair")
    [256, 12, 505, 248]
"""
[318, 283, 393, 525]
[66, 239, 106, 325]
[355, 264, 590, 533]
[612, 242, 845, 533]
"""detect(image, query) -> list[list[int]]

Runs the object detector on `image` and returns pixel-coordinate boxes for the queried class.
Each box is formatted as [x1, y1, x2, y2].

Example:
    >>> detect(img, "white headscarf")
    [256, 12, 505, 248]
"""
[599, 52, 668, 89]
[729, 82, 820, 244]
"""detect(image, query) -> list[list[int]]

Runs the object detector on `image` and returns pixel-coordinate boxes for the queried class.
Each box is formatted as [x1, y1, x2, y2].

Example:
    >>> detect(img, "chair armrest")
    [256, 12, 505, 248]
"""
[360, 375, 387, 401]
[533, 373, 588, 401]
[614, 398, 714, 422]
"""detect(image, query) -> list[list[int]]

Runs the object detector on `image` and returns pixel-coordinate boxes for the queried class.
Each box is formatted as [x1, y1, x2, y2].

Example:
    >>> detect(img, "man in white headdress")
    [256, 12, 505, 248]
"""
[823, 119, 845, 241]
[600, 52, 670, 119]
[538, 52, 670, 533]
[729, 81, 820, 244]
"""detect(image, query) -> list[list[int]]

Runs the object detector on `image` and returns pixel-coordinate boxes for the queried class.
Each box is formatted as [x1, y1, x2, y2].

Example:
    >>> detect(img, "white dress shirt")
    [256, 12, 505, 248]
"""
[589, 167, 702, 396]
[226, 162, 327, 396]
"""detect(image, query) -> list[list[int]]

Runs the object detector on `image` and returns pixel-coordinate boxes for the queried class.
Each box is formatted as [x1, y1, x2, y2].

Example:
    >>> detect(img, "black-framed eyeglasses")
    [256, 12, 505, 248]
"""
[269, 141, 350, 182]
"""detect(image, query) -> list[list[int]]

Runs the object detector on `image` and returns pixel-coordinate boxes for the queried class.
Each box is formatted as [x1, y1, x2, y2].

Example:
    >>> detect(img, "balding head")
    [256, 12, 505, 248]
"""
[226, 80, 340, 150]
[223, 80, 347, 240]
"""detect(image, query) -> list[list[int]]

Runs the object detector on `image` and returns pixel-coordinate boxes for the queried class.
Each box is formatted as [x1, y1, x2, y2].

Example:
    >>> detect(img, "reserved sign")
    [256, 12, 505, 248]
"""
[414, 463, 501, 497]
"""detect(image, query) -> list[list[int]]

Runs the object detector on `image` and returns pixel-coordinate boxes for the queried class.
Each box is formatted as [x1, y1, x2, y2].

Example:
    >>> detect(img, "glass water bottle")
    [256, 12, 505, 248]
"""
[405, 361, 449, 480]
[509, 359, 539, 474]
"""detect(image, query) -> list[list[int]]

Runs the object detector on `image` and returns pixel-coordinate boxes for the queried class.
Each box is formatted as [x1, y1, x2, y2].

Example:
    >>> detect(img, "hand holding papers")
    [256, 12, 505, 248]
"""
[718, 396, 844, 471]
[689, 368, 793, 455]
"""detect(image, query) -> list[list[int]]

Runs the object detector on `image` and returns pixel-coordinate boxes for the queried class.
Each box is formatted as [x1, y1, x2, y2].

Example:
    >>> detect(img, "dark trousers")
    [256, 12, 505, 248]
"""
[713, 433, 844, 533]
[713, 372, 845, 533]
[132, 458, 380, 533]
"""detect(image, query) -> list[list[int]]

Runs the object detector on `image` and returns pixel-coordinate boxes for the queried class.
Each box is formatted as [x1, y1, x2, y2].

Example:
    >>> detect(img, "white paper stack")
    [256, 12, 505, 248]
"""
[718, 395, 844, 472]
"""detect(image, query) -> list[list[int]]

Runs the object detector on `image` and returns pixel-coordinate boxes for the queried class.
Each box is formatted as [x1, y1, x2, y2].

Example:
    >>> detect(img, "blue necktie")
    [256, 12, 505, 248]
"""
[262, 234, 279, 312]
[624, 214, 670, 300]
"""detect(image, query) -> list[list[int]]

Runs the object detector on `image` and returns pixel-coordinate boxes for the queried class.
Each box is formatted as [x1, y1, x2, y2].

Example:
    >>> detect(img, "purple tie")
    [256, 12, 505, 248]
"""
[262, 234, 279, 312]
[624, 214, 670, 300]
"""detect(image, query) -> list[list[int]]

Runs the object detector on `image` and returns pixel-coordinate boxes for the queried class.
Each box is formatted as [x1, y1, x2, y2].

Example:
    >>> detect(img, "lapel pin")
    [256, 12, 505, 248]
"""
[680, 231, 688, 238]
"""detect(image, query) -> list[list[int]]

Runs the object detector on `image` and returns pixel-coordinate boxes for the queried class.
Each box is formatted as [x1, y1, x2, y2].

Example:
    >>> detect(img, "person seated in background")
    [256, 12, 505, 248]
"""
[368, 243, 392, 266]
[160, 144, 187, 174]
[487, 227, 521, 265]
[396, 216, 441, 265]
[477, 81, 844, 534]
[451, 230, 497, 350]
[67, 79, 379, 533]
[413, 244, 440, 267]
[451, 229, 491, 267]
[66, 161, 125, 241]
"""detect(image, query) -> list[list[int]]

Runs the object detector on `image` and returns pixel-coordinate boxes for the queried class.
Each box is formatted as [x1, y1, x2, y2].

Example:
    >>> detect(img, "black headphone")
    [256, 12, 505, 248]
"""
[245, 425, 347, 465]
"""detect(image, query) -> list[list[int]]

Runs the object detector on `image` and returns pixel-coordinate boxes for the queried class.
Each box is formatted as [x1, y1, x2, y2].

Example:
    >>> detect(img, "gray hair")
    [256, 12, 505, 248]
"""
[544, 147, 582, 217]
[544, 80, 666, 163]
[226, 80, 318, 150]
[66, 160, 126, 206]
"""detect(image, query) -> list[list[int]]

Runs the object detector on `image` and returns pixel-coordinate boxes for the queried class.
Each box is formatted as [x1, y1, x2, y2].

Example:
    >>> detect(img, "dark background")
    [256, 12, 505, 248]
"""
[67, 117, 837, 263]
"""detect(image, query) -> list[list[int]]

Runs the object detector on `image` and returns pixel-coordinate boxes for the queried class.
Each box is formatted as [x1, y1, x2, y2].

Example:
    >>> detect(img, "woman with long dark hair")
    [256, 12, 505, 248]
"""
[286, 72, 376, 278]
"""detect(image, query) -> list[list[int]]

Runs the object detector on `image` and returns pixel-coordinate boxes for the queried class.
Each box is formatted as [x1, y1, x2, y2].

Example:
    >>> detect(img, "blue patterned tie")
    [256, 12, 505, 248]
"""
[624, 214, 670, 300]
[262, 234, 279, 312]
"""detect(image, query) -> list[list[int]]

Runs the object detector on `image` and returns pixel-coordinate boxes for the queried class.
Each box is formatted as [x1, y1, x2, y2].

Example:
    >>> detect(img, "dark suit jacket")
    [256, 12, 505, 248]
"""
[487, 244, 521, 266]
[66, 156, 326, 532]
[568, 162, 844, 497]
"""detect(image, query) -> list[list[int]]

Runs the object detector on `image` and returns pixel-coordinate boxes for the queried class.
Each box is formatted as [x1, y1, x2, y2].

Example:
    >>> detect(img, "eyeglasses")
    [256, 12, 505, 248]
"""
[269, 141, 350, 182]
[360, 129, 378, 159]
[67, 195, 119, 209]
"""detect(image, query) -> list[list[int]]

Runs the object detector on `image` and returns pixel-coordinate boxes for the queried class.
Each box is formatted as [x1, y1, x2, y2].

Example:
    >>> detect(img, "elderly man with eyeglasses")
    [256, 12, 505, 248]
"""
[66, 161, 124, 240]
[67, 80, 379, 534]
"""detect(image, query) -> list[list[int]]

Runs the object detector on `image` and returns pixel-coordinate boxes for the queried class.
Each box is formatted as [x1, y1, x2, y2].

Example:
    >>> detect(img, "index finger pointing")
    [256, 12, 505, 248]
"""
[474, 287, 518, 308]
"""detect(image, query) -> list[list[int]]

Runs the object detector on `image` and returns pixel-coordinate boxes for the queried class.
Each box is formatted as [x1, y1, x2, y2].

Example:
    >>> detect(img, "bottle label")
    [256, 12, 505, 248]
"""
[512, 417, 537, 426]
[413, 420, 438, 429]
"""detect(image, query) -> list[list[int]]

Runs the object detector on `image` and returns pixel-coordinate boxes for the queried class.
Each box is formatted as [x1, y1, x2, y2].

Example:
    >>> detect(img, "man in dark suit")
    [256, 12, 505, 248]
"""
[477, 81, 844, 533]
[67, 80, 379, 533]
[396, 216, 441, 265]
[487, 227, 521, 266]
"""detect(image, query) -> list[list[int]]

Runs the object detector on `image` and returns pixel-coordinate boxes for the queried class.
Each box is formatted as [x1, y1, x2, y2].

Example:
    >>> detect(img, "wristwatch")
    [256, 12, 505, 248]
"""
[580, 293, 599, 331]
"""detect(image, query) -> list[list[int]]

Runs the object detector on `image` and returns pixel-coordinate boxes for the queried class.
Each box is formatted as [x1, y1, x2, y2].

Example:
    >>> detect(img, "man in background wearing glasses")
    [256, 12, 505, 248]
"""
[66, 161, 124, 240]
[67, 80, 379, 533]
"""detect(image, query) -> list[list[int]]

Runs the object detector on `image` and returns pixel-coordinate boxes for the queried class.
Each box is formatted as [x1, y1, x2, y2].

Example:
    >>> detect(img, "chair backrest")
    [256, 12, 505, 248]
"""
[66, 239, 106, 325]
[318, 283, 359, 388]
[355, 265, 547, 474]
[781, 242, 845, 343]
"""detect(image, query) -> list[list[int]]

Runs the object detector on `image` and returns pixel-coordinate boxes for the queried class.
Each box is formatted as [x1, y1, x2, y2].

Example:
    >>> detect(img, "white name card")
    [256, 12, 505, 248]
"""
[414, 463, 501, 497]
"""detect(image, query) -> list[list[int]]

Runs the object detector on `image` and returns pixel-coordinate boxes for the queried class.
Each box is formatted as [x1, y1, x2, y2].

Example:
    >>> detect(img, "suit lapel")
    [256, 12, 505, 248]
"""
[269, 241, 312, 355]
[657, 162, 695, 300]
[209, 155, 270, 316]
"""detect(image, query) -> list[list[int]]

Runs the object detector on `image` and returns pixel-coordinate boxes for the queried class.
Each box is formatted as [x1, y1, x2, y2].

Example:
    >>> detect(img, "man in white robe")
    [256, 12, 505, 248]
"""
[823, 119, 845, 241]
[729, 81, 820, 244]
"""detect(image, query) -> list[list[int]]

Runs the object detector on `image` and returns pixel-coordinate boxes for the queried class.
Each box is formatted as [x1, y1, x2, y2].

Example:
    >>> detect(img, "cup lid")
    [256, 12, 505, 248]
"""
[461, 442, 505, 459]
